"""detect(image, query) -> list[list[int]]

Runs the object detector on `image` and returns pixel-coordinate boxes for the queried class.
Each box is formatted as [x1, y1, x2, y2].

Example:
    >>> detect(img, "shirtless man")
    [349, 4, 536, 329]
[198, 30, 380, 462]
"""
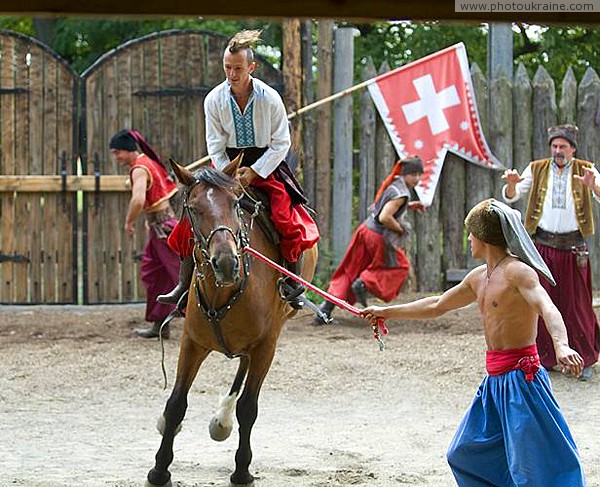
[363, 198, 586, 486]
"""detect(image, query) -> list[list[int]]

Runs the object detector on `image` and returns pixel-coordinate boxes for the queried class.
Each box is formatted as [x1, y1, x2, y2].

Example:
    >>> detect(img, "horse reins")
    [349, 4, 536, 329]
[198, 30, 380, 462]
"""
[184, 183, 256, 358]
[243, 246, 389, 350]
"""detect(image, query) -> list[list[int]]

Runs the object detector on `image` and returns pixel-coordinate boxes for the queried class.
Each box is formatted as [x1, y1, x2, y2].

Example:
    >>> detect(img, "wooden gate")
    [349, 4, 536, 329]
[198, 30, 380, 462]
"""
[0, 31, 79, 304]
[0, 29, 283, 305]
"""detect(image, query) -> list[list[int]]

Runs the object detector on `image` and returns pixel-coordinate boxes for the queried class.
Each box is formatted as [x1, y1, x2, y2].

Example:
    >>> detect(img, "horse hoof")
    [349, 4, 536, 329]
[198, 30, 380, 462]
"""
[145, 481, 172, 487]
[209, 416, 233, 441]
[145, 468, 172, 487]
[156, 415, 182, 436]
[229, 473, 255, 486]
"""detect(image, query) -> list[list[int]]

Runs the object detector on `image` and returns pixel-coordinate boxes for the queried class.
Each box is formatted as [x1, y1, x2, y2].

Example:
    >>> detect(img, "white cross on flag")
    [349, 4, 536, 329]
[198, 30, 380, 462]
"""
[367, 42, 503, 206]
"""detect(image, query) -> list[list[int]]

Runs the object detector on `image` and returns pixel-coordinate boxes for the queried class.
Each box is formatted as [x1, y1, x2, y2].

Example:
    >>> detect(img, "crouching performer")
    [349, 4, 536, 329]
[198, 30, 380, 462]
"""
[363, 198, 586, 487]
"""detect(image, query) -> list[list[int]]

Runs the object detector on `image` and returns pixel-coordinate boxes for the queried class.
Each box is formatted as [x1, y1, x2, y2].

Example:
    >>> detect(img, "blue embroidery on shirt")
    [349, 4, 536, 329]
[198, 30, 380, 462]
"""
[230, 97, 255, 147]
[551, 161, 571, 209]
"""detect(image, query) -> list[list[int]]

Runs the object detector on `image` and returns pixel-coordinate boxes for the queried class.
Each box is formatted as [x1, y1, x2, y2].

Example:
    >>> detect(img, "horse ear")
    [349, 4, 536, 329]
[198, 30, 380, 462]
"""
[169, 158, 196, 186]
[222, 152, 244, 178]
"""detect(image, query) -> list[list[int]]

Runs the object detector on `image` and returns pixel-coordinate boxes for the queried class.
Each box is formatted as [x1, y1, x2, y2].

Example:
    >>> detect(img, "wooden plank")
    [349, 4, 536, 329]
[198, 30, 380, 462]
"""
[103, 57, 121, 302]
[358, 57, 376, 222]
[41, 56, 59, 302]
[0, 194, 15, 302]
[301, 20, 316, 206]
[142, 37, 160, 149]
[332, 27, 354, 263]
[29, 44, 45, 176]
[30, 194, 43, 302]
[440, 153, 467, 271]
[14, 193, 31, 302]
[315, 20, 333, 243]
[0, 175, 131, 191]
[13, 37, 31, 301]
[159, 34, 177, 161]
[1, 36, 17, 176]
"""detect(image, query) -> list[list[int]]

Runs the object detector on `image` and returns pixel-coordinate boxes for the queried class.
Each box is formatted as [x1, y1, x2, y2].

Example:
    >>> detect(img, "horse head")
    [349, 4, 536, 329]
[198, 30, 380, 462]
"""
[170, 156, 245, 287]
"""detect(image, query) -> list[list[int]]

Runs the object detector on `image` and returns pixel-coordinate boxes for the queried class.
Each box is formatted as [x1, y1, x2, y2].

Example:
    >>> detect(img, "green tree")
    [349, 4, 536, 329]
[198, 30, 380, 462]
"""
[0, 17, 282, 73]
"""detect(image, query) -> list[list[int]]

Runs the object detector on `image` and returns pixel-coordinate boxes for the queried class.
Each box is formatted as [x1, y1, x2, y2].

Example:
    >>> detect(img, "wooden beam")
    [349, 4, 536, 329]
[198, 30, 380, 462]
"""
[0, 0, 597, 23]
[0, 175, 131, 192]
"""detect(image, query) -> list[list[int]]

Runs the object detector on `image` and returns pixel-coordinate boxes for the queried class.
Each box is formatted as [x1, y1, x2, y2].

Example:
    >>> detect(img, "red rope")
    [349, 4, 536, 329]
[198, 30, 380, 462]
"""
[242, 246, 389, 345]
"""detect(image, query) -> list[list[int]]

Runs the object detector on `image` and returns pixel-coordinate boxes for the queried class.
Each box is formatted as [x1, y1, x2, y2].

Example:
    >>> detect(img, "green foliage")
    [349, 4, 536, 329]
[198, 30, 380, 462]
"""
[348, 20, 597, 86]
[0, 17, 597, 86]
[514, 23, 600, 83]
[350, 21, 487, 79]
[0, 16, 281, 73]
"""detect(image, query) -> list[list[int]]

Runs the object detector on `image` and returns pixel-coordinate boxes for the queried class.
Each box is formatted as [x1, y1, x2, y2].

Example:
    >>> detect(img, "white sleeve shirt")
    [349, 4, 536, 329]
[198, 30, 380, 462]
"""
[204, 77, 291, 178]
[502, 161, 600, 233]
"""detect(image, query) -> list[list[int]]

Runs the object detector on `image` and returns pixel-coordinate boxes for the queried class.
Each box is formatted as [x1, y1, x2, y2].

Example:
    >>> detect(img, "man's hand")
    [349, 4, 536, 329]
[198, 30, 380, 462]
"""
[555, 344, 584, 378]
[502, 169, 524, 186]
[362, 305, 389, 325]
[124, 221, 135, 235]
[408, 201, 426, 213]
[573, 166, 598, 192]
[237, 166, 258, 187]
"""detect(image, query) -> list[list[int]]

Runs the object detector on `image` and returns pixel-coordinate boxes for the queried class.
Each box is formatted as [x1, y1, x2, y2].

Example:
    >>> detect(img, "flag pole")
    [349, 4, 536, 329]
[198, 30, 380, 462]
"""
[184, 77, 377, 171]
[184, 42, 466, 172]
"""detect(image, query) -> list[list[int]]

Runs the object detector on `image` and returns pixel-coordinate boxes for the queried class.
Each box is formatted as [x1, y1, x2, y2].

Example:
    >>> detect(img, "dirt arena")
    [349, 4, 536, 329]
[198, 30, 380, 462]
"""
[2, 295, 599, 487]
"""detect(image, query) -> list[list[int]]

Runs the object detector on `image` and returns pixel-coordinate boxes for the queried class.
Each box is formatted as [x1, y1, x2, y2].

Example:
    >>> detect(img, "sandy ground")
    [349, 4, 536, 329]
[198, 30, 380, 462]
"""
[1, 296, 599, 487]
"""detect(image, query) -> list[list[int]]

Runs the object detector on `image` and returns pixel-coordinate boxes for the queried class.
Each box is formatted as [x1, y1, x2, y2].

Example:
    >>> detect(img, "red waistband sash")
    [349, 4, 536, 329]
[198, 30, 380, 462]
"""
[486, 344, 541, 382]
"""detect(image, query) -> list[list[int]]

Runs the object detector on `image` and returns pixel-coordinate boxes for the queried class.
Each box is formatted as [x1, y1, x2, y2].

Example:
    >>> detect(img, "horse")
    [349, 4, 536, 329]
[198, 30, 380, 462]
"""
[145, 156, 318, 487]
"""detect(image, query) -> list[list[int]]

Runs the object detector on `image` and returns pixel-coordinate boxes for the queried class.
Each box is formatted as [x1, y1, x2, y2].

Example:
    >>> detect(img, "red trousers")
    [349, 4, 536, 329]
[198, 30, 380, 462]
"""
[167, 172, 319, 263]
[535, 243, 600, 368]
[140, 221, 180, 321]
[326, 223, 410, 304]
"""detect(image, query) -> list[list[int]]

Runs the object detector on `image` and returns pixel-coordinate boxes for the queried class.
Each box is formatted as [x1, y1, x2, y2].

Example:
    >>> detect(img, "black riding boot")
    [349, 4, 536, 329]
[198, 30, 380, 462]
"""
[351, 278, 368, 307]
[280, 259, 305, 310]
[157, 255, 194, 305]
[313, 300, 334, 326]
[134, 320, 170, 339]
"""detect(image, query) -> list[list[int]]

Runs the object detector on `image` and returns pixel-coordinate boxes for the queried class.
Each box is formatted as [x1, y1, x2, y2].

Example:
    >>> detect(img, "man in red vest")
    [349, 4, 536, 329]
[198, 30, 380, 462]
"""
[109, 129, 180, 338]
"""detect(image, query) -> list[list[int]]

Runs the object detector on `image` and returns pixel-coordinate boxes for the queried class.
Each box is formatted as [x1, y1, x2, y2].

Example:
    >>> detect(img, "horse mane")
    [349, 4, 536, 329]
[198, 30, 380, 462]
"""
[192, 167, 238, 192]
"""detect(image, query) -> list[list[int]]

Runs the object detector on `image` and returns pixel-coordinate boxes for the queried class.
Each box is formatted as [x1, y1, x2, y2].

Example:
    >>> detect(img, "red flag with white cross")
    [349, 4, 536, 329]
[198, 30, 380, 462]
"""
[367, 42, 503, 206]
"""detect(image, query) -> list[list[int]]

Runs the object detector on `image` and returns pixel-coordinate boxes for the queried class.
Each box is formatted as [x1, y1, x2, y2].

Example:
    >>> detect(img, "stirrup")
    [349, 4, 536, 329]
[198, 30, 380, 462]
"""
[277, 278, 305, 309]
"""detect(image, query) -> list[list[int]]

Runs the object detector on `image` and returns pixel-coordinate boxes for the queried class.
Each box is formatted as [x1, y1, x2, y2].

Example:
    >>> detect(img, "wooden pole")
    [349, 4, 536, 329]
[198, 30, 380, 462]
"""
[185, 60, 378, 173]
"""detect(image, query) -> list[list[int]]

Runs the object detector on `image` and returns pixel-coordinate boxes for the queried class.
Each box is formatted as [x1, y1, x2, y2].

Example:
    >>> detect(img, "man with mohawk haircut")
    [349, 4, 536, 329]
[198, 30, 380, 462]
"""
[161, 30, 319, 310]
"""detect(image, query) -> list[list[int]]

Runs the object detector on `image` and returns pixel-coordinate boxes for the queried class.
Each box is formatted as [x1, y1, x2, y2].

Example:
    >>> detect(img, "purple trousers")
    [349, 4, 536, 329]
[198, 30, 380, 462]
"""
[140, 219, 180, 322]
[536, 242, 600, 368]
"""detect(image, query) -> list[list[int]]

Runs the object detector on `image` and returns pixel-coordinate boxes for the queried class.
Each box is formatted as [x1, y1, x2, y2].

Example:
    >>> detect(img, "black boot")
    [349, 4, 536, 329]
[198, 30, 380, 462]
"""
[313, 300, 334, 326]
[157, 255, 194, 305]
[351, 278, 368, 307]
[280, 259, 305, 310]
[134, 320, 170, 339]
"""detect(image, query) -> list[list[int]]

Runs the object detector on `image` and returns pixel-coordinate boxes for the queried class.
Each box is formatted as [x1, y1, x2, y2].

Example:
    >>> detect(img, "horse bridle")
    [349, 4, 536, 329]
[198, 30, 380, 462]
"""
[182, 180, 258, 358]
[183, 182, 249, 286]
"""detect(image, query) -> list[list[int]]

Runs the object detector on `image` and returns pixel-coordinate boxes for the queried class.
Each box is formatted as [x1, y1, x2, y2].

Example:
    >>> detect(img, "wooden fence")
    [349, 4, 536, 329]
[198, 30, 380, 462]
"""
[0, 29, 282, 304]
[347, 60, 600, 292]
[0, 26, 599, 303]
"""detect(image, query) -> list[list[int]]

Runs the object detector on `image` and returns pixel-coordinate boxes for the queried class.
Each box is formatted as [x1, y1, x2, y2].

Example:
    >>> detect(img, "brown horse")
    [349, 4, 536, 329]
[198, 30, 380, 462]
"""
[145, 157, 317, 487]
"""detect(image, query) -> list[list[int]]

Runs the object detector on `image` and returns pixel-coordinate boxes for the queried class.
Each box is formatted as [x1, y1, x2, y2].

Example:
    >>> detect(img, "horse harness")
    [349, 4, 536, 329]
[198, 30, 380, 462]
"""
[184, 182, 262, 358]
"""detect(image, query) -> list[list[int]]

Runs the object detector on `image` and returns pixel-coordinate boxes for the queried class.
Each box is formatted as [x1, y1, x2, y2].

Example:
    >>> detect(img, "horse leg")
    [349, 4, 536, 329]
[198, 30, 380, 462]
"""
[146, 335, 210, 487]
[230, 342, 277, 486]
[209, 355, 249, 441]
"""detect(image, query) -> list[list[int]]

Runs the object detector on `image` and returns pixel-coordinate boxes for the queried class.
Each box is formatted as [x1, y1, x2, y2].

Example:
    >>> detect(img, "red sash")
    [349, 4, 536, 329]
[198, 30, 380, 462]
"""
[486, 344, 540, 382]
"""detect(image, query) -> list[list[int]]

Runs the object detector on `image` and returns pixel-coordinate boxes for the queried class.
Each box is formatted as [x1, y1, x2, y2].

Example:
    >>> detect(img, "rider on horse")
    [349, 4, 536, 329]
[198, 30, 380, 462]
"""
[159, 30, 320, 309]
